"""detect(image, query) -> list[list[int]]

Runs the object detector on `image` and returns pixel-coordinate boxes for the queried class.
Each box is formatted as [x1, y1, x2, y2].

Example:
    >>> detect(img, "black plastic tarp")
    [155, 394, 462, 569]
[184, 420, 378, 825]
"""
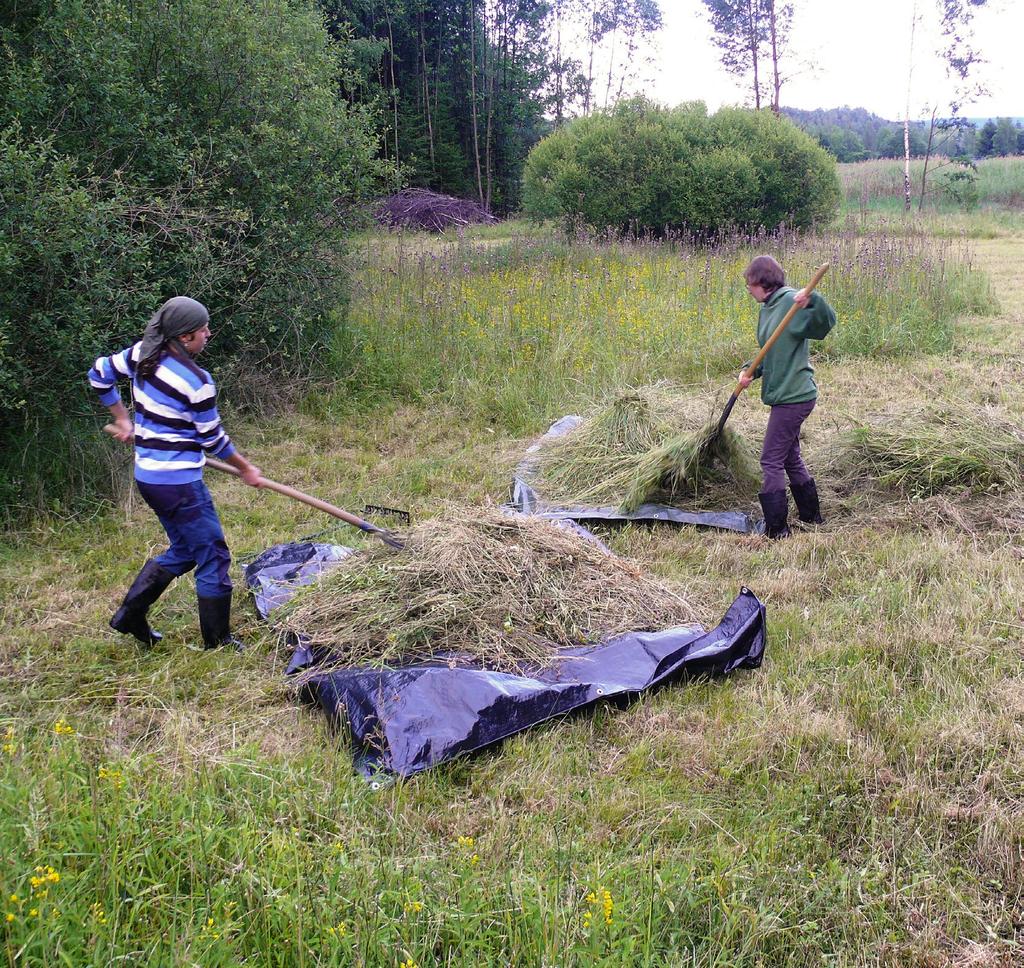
[244, 537, 767, 778]
[511, 414, 756, 533]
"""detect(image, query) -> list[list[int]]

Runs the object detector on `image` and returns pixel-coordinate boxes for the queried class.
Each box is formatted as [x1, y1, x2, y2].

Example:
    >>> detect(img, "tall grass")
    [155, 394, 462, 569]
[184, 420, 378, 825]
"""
[335, 227, 992, 430]
[0, 682, 998, 966]
[840, 155, 1024, 212]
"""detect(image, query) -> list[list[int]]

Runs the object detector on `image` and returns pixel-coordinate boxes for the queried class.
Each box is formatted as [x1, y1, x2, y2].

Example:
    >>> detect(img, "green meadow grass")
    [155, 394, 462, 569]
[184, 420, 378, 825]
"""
[2, 220, 1022, 965]
[335, 226, 992, 433]
[840, 155, 1024, 215]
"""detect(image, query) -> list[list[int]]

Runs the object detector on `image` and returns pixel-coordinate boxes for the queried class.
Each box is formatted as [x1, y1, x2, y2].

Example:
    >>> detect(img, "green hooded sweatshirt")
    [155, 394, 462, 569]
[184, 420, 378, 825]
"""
[749, 286, 837, 406]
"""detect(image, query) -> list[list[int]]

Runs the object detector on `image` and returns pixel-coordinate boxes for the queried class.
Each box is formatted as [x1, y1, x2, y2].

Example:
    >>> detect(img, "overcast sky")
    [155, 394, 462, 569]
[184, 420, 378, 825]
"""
[637, 0, 1021, 120]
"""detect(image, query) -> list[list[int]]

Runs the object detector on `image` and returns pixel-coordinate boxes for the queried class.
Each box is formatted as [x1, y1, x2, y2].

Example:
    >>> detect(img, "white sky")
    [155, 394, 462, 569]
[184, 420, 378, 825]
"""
[636, 0, 1022, 120]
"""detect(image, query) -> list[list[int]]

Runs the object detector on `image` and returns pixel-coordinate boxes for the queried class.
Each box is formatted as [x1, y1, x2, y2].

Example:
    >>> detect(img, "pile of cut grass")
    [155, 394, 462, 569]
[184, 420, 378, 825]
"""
[833, 406, 1024, 497]
[279, 504, 704, 673]
[531, 385, 760, 511]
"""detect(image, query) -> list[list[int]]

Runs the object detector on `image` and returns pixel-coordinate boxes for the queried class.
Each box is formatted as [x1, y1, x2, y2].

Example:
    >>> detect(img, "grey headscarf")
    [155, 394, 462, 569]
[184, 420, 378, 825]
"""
[136, 296, 210, 382]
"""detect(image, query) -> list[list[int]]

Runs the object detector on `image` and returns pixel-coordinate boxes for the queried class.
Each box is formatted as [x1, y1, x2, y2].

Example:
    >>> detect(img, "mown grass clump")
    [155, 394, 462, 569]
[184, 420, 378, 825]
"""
[531, 385, 759, 511]
[280, 504, 704, 673]
[834, 406, 1024, 497]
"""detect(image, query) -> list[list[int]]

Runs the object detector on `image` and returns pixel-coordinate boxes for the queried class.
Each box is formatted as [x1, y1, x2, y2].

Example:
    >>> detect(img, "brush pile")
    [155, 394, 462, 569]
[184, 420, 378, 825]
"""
[834, 406, 1024, 496]
[531, 385, 759, 512]
[279, 505, 704, 673]
[375, 188, 498, 232]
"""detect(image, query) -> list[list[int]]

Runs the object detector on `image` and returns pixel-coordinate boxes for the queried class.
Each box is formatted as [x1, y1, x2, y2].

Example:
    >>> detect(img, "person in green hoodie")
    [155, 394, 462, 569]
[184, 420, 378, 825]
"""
[737, 255, 837, 538]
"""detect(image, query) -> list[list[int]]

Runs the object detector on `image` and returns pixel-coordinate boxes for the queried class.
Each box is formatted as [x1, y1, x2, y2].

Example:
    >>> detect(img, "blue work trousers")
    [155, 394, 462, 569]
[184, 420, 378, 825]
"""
[135, 479, 232, 598]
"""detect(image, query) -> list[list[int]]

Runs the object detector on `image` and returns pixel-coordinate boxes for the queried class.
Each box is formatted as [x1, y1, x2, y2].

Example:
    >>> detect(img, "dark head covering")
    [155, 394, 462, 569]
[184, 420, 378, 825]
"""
[137, 296, 209, 380]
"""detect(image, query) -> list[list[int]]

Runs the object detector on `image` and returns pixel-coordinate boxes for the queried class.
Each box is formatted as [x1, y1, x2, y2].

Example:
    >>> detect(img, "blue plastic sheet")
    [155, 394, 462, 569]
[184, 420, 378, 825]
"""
[244, 536, 767, 778]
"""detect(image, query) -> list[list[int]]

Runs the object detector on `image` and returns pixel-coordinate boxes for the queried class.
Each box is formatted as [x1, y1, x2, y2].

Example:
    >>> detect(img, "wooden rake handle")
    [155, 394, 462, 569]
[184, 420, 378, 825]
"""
[734, 262, 830, 397]
[102, 424, 403, 549]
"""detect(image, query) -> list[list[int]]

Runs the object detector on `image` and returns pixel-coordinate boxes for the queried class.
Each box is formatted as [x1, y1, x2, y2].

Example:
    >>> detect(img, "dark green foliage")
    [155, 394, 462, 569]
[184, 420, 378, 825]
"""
[938, 164, 980, 209]
[522, 99, 841, 235]
[783, 107, 951, 161]
[322, 0, 556, 214]
[992, 118, 1022, 157]
[976, 118, 998, 157]
[0, 0, 387, 517]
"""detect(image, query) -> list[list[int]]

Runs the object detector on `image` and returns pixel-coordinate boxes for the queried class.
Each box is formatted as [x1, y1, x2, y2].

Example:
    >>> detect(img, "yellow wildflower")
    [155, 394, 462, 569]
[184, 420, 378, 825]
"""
[29, 908, 38, 918]
[327, 922, 348, 938]
[98, 767, 125, 789]
[5, 913, 13, 923]
[53, 719, 75, 736]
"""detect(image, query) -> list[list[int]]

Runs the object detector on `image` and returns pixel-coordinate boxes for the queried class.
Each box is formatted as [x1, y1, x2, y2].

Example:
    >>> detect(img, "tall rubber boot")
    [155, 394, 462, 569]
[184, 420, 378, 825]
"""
[790, 478, 824, 524]
[198, 593, 244, 651]
[110, 559, 176, 646]
[758, 489, 791, 539]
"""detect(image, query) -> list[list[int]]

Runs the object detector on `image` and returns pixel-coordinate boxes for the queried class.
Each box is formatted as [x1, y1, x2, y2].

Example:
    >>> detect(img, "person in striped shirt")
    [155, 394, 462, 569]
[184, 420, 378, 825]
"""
[89, 296, 264, 650]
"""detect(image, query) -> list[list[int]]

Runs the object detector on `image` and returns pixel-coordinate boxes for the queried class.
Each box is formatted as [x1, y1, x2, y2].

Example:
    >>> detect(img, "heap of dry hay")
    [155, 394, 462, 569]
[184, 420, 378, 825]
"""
[831, 406, 1024, 498]
[375, 188, 497, 232]
[279, 505, 704, 674]
[531, 385, 759, 512]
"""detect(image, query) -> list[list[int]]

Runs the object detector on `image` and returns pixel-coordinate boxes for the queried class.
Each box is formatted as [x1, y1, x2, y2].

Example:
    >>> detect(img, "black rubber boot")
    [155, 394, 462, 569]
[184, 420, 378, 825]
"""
[110, 559, 175, 646]
[198, 593, 244, 651]
[758, 489, 791, 539]
[790, 478, 824, 524]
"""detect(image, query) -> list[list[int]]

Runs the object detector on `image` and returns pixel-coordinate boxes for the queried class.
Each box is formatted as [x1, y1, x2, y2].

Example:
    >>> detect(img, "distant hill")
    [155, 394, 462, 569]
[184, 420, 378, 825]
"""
[781, 106, 1023, 161]
[781, 106, 918, 161]
[964, 116, 1024, 126]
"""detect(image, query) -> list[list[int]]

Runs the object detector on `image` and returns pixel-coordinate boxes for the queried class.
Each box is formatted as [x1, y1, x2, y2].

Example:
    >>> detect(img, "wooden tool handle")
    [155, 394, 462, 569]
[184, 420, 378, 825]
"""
[101, 425, 403, 548]
[734, 263, 830, 396]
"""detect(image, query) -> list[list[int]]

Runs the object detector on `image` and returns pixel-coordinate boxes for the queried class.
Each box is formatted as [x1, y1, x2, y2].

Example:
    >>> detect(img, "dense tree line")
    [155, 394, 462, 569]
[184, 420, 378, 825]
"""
[783, 107, 1023, 163]
[320, 0, 661, 213]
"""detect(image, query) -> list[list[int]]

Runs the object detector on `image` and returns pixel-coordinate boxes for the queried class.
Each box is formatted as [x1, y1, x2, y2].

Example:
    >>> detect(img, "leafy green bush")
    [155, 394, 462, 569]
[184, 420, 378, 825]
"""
[0, 0, 387, 518]
[522, 99, 841, 235]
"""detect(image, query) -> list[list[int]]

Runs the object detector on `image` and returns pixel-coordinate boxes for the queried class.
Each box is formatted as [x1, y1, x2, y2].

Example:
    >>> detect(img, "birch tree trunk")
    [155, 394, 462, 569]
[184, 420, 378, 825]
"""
[903, 3, 917, 213]
[468, 0, 485, 204]
[768, 0, 780, 113]
[419, 13, 435, 174]
[385, 9, 400, 187]
[748, 0, 761, 110]
[918, 106, 937, 211]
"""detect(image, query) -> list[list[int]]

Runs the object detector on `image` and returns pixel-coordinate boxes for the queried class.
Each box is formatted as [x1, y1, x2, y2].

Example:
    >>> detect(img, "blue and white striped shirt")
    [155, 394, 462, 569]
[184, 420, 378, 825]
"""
[88, 342, 237, 484]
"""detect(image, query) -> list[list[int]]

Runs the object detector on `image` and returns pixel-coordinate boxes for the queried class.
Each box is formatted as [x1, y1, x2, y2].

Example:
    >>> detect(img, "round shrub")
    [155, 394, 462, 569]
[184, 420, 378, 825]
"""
[522, 98, 841, 235]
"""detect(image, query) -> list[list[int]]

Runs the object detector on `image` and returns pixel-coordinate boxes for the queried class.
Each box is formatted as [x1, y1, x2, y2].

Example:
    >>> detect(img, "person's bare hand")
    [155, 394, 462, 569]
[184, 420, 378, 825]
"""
[112, 418, 134, 442]
[793, 288, 811, 309]
[737, 370, 753, 389]
[240, 465, 265, 489]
